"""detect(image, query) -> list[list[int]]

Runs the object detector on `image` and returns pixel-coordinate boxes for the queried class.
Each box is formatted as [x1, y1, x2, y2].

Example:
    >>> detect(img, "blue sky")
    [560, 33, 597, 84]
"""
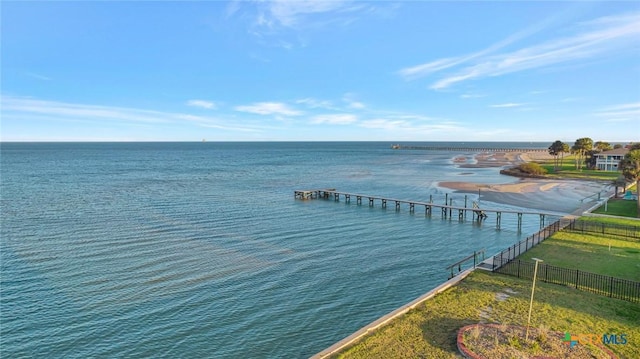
[2, 1, 639, 142]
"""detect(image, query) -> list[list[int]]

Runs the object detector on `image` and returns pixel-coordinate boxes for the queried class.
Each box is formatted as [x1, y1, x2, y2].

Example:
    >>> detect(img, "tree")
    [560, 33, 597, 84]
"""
[588, 141, 613, 169]
[560, 142, 570, 168]
[619, 143, 640, 217]
[571, 137, 593, 171]
[614, 144, 623, 149]
[594, 141, 612, 152]
[518, 162, 548, 175]
[548, 140, 568, 171]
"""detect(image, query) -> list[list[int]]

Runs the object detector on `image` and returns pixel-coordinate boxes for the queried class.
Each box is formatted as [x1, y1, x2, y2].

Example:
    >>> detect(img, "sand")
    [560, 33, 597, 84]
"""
[438, 151, 610, 214]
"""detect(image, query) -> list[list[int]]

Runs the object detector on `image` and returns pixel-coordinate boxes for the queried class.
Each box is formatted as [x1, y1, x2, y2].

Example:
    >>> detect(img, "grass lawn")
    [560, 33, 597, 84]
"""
[579, 216, 640, 227]
[517, 231, 640, 281]
[593, 198, 639, 218]
[332, 271, 639, 359]
[537, 157, 621, 181]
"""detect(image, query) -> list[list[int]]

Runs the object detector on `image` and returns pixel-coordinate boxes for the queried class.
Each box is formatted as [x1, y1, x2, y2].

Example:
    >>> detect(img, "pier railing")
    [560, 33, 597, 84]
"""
[390, 145, 547, 152]
[295, 189, 556, 231]
[446, 249, 485, 279]
[490, 219, 567, 270]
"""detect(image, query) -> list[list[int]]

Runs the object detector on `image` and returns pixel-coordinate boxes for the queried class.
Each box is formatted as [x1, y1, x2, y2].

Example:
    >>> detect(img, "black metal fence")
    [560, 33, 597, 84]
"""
[566, 219, 640, 240]
[495, 259, 640, 303]
[491, 219, 567, 269]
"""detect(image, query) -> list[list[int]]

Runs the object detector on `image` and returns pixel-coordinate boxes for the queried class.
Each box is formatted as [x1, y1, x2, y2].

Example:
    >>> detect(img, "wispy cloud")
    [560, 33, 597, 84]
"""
[399, 12, 640, 90]
[187, 99, 217, 109]
[240, 0, 382, 49]
[263, 0, 357, 28]
[311, 114, 358, 125]
[359, 118, 463, 133]
[460, 93, 486, 99]
[1, 96, 257, 131]
[593, 102, 640, 122]
[235, 102, 302, 116]
[296, 97, 334, 109]
[342, 93, 365, 109]
[25, 72, 52, 81]
[398, 9, 569, 80]
[490, 103, 526, 108]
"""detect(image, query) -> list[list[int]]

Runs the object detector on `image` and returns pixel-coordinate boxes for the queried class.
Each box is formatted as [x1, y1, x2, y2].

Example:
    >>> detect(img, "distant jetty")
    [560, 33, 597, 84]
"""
[391, 144, 547, 152]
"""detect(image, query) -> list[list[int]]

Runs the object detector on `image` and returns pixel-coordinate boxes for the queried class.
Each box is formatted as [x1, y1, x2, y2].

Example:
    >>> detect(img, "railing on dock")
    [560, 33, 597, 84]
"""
[447, 249, 485, 279]
[295, 189, 556, 231]
[391, 145, 547, 152]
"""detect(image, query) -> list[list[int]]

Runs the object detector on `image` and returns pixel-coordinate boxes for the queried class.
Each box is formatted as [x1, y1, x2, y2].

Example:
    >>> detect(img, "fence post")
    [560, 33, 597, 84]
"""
[609, 276, 614, 298]
[575, 269, 579, 289]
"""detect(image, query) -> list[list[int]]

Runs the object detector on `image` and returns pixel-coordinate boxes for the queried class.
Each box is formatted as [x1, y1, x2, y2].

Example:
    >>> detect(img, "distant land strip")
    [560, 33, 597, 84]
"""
[390, 145, 547, 152]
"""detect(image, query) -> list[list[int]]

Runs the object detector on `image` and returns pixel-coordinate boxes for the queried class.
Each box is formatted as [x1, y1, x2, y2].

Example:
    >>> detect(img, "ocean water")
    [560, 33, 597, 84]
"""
[1, 142, 594, 358]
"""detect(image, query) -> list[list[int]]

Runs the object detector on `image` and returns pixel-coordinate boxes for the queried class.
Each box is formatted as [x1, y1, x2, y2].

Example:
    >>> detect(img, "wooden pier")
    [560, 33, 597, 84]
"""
[295, 189, 555, 231]
[390, 145, 547, 152]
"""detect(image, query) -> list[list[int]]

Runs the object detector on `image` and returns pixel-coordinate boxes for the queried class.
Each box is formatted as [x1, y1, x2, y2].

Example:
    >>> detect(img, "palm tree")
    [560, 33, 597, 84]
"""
[572, 137, 593, 171]
[548, 140, 568, 172]
[560, 142, 570, 168]
[620, 144, 640, 217]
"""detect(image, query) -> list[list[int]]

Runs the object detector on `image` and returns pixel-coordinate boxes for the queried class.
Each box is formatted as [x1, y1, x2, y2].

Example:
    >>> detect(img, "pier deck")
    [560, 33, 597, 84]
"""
[295, 189, 557, 231]
[390, 145, 547, 152]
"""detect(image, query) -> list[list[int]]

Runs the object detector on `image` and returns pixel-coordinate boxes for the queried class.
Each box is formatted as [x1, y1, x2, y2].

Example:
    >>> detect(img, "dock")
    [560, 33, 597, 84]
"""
[295, 189, 555, 231]
[390, 145, 547, 152]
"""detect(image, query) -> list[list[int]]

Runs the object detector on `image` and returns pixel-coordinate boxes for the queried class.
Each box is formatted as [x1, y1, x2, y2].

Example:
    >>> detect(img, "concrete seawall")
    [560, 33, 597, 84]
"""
[311, 268, 475, 359]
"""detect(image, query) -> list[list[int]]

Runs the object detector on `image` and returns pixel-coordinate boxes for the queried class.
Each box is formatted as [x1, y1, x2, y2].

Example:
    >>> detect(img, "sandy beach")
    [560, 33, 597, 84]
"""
[440, 151, 610, 214]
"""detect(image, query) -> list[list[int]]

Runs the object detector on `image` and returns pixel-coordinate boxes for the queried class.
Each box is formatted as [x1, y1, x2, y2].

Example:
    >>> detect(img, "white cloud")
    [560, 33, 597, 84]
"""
[460, 93, 486, 99]
[311, 114, 358, 125]
[26, 72, 52, 81]
[359, 118, 464, 134]
[399, 12, 640, 90]
[1, 96, 257, 132]
[593, 102, 640, 123]
[244, 0, 380, 48]
[296, 98, 334, 109]
[397, 9, 567, 80]
[490, 103, 526, 108]
[359, 118, 410, 130]
[187, 99, 217, 109]
[266, 0, 355, 28]
[342, 93, 366, 109]
[235, 102, 302, 116]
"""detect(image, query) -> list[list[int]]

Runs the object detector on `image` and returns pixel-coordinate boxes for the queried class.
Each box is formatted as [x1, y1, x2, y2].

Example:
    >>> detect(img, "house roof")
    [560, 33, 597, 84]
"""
[596, 148, 630, 156]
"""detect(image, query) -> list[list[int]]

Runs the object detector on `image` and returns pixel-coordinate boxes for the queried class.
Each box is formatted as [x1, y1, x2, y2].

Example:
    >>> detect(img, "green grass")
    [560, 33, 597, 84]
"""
[580, 216, 640, 227]
[537, 157, 621, 181]
[593, 198, 639, 218]
[518, 231, 640, 281]
[332, 271, 639, 359]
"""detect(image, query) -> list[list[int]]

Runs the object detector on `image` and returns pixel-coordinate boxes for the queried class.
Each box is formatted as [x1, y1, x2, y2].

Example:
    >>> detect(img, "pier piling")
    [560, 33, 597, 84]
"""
[295, 189, 553, 231]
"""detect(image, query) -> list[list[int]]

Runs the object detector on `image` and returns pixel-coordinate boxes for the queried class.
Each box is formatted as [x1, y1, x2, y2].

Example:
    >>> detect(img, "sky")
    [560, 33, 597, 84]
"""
[1, 1, 639, 142]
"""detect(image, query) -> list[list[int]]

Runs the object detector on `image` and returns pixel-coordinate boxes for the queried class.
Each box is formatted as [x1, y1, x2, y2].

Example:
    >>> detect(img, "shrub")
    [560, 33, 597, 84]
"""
[518, 163, 548, 175]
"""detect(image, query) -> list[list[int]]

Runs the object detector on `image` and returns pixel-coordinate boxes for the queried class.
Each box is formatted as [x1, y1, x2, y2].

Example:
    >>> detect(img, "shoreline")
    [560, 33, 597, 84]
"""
[440, 151, 610, 213]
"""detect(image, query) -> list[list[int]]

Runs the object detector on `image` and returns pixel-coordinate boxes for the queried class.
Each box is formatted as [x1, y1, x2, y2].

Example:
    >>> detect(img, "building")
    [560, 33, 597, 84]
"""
[594, 148, 629, 171]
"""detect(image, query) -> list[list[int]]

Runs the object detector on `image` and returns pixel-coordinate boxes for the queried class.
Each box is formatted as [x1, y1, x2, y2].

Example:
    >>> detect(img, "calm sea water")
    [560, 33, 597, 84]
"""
[2, 142, 585, 358]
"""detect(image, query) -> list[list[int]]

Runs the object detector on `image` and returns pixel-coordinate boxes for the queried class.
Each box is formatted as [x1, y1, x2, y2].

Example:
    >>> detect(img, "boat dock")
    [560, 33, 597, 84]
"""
[295, 189, 555, 231]
[390, 145, 547, 152]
